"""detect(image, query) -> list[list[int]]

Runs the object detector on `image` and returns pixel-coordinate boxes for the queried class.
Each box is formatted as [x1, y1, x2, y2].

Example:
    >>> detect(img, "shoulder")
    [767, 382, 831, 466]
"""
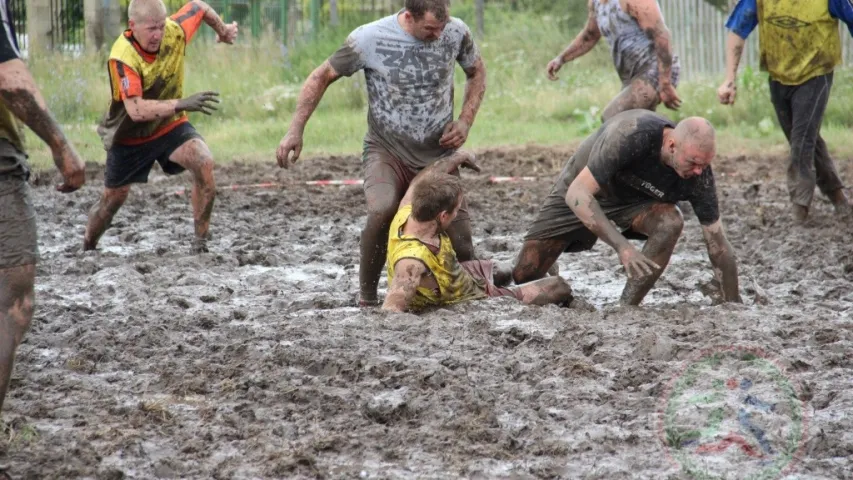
[109, 32, 140, 65]
[445, 17, 474, 39]
[165, 18, 186, 40]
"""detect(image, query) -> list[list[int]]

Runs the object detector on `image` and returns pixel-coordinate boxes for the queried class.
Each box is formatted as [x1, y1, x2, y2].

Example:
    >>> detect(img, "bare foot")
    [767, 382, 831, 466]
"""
[791, 204, 809, 225]
[829, 188, 852, 216]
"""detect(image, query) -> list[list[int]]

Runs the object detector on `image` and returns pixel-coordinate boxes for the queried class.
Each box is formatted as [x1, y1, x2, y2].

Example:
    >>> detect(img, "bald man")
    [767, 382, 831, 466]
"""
[512, 110, 741, 305]
[84, 0, 238, 253]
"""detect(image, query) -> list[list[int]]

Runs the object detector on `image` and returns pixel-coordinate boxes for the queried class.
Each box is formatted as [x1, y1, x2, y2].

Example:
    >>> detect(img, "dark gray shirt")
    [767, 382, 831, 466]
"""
[329, 12, 481, 169]
[554, 110, 720, 225]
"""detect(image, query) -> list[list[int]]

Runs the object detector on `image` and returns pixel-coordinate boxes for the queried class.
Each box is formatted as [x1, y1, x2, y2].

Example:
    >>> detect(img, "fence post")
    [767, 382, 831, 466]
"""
[475, 0, 484, 38]
[103, 0, 122, 42]
[329, 0, 339, 27]
[280, 0, 289, 45]
[84, 0, 103, 52]
[251, 0, 262, 39]
[222, 0, 231, 21]
[26, 0, 52, 52]
[311, 0, 320, 39]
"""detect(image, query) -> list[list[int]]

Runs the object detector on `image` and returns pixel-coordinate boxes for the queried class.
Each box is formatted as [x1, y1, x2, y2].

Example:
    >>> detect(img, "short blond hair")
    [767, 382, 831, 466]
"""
[128, 0, 168, 22]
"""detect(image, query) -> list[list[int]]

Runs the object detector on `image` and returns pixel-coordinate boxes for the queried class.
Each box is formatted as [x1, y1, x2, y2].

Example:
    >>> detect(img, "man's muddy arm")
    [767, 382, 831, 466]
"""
[123, 97, 179, 122]
[123, 91, 219, 123]
[701, 220, 742, 302]
[383, 259, 428, 312]
[458, 58, 486, 127]
[718, 32, 745, 104]
[288, 61, 341, 136]
[192, 1, 226, 33]
[565, 168, 632, 252]
[276, 61, 342, 167]
[630, 0, 675, 88]
[552, 0, 601, 65]
[0, 59, 84, 187]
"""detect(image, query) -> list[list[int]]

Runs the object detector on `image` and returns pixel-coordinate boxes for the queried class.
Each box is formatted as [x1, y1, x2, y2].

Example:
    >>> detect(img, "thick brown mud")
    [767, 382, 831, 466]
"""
[1, 146, 851, 479]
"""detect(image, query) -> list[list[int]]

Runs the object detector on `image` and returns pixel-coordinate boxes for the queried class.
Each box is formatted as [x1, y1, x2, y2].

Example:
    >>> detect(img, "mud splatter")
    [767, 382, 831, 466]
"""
[1, 146, 850, 478]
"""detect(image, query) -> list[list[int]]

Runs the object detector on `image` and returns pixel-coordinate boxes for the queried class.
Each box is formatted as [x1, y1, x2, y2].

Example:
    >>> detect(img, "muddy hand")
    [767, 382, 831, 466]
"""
[618, 246, 660, 280]
[276, 132, 303, 169]
[439, 120, 470, 149]
[717, 80, 737, 106]
[54, 144, 85, 193]
[217, 22, 239, 44]
[176, 91, 220, 115]
[659, 83, 682, 110]
[546, 58, 563, 81]
[447, 150, 480, 173]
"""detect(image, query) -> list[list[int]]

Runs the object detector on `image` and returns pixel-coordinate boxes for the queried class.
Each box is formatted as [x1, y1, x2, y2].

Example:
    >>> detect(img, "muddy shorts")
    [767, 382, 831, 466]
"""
[461, 260, 522, 301]
[524, 194, 659, 251]
[105, 122, 203, 188]
[0, 176, 38, 268]
[621, 57, 681, 90]
[362, 142, 470, 221]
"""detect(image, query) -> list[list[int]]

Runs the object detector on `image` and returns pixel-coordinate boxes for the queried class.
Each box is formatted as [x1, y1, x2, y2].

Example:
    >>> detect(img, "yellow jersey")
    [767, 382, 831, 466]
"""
[387, 205, 487, 310]
[97, 3, 205, 149]
[757, 0, 841, 85]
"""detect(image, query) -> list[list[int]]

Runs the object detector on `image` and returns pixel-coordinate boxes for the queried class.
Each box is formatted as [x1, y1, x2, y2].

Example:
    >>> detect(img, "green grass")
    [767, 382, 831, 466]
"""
[20, 4, 853, 169]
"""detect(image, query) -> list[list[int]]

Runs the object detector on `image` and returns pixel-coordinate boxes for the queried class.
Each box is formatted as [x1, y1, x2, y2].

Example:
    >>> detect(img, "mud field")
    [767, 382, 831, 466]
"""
[1, 146, 851, 479]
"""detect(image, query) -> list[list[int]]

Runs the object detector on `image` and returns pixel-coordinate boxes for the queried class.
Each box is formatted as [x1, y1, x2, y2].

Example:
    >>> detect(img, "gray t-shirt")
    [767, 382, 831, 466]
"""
[329, 12, 481, 169]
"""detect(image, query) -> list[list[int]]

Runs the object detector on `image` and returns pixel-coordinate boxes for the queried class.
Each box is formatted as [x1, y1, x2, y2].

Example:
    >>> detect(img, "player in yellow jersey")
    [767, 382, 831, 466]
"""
[719, 0, 853, 223]
[84, 0, 238, 253]
[383, 151, 574, 312]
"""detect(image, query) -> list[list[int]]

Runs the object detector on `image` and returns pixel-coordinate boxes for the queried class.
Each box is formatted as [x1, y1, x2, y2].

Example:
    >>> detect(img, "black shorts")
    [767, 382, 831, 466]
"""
[524, 190, 659, 252]
[105, 122, 202, 188]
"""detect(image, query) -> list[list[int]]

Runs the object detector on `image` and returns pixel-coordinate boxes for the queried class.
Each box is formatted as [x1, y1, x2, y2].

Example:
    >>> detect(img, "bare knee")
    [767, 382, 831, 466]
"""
[654, 205, 684, 241]
[0, 267, 35, 341]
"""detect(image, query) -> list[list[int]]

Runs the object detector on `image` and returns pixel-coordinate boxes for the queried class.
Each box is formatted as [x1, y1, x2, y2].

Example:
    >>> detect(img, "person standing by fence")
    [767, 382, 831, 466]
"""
[0, 2, 86, 470]
[718, 0, 853, 223]
[546, 0, 681, 120]
[84, 0, 238, 253]
[275, 0, 487, 307]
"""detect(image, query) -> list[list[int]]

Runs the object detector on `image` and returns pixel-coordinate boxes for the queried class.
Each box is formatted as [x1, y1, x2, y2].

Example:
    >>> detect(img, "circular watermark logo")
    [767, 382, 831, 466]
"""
[659, 346, 808, 479]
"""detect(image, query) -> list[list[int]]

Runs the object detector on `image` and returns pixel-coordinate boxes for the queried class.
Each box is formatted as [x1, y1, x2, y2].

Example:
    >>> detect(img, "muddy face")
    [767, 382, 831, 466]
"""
[130, 15, 167, 53]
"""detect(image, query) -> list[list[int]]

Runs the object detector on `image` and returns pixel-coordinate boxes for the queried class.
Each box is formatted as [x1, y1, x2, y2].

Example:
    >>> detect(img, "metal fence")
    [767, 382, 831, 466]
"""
[662, 0, 853, 80]
[48, 0, 84, 53]
[9, 0, 26, 51]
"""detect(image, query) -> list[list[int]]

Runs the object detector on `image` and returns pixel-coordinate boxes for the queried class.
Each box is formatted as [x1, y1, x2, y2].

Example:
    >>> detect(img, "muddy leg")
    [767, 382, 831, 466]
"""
[83, 185, 131, 251]
[0, 264, 35, 416]
[512, 238, 571, 285]
[359, 182, 404, 305]
[445, 207, 475, 262]
[601, 78, 660, 122]
[620, 203, 684, 305]
[169, 139, 216, 252]
[516, 276, 573, 307]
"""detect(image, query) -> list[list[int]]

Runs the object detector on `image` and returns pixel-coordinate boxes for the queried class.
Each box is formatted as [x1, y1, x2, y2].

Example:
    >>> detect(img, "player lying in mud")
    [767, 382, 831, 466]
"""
[512, 110, 743, 305]
[382, 151, 574, 312]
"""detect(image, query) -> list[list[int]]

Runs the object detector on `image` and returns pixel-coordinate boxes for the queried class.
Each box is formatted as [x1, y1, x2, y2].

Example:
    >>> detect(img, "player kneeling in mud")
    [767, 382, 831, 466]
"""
[382, 152, 574, 312]
[512, 110, 742, 305]
[83, 0, 238, 253]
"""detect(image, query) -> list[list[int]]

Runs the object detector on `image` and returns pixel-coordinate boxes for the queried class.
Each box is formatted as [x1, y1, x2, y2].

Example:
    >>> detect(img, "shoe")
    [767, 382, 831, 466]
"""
[791, 204, 809, 225]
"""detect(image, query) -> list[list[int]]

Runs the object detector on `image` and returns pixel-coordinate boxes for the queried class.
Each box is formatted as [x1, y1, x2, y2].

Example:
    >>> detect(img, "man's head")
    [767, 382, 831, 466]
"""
[128, 0, 168, 53]
[411, 173, 464, 232]
[402, 0, 450, 42]
[665, 117, 716, 179]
